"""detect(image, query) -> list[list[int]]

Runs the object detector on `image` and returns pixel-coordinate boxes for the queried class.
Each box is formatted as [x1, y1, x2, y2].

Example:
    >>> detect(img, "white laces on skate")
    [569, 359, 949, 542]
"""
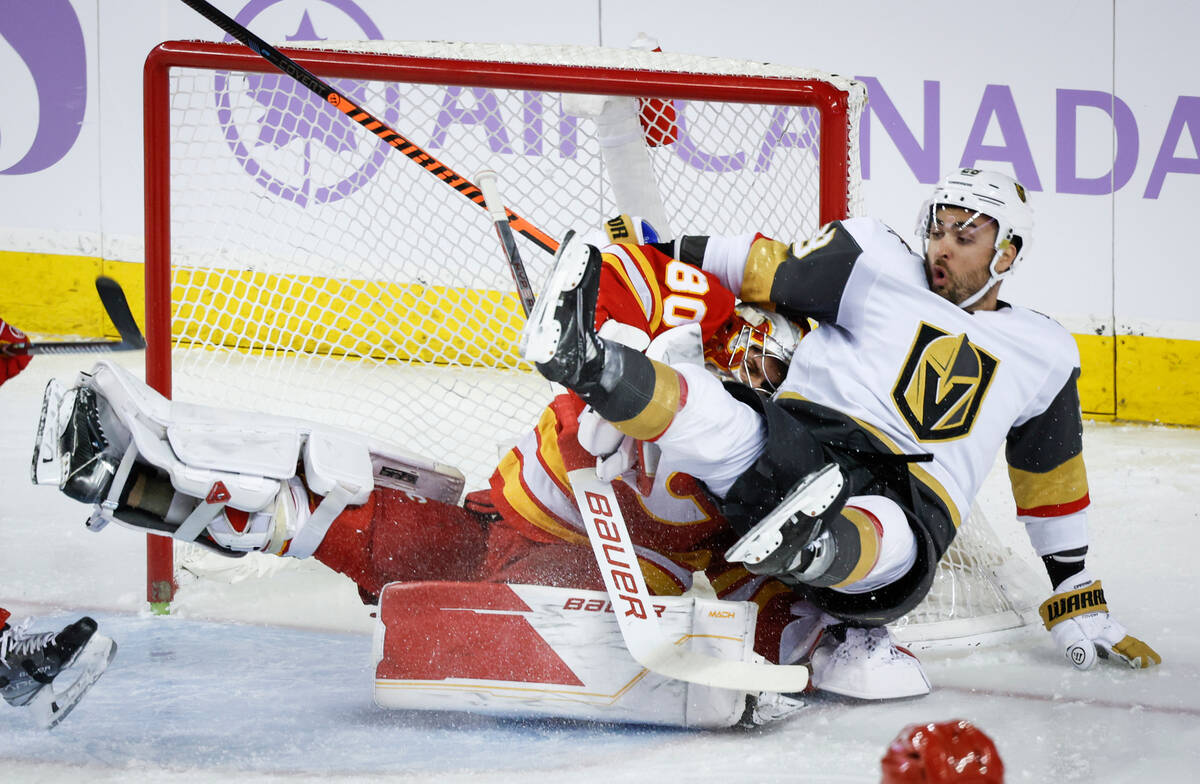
[0, 620, 56, 662]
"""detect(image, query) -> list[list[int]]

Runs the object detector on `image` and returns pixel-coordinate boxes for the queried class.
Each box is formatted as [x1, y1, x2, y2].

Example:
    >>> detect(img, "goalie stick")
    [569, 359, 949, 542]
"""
[477, 170, 537, 316]
[568, 468, 809, 693]
[4, 277, 145, 356]
[481, 176, 808, 693]
[177, 0, 559, 256]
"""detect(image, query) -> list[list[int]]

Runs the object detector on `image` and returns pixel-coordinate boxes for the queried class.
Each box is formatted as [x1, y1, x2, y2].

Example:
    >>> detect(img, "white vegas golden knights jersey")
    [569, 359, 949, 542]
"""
[690, 217, 1090, 556]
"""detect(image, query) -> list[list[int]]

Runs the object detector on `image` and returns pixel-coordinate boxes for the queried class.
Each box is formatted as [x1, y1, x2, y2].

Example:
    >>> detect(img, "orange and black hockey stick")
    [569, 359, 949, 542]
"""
[178, 0, 560, 257]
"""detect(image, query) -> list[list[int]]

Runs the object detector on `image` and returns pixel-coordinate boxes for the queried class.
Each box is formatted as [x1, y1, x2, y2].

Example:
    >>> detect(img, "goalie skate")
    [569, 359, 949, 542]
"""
[32, 379, 123, 505]
[31, 632, 117, 729]
[724, 463, 847, 572]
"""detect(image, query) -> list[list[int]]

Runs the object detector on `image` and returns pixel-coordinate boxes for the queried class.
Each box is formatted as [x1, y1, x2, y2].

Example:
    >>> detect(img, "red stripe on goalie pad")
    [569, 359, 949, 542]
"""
[377, 581, 584, 686]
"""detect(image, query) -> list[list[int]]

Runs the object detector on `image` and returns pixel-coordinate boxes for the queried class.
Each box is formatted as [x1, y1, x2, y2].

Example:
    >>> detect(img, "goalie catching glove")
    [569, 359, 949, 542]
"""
[1039, 571, 1160, 670]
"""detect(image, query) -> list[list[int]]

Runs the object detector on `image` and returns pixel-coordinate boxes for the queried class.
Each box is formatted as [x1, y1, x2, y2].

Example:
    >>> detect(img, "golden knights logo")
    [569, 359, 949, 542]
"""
[892, 323, 999, 442]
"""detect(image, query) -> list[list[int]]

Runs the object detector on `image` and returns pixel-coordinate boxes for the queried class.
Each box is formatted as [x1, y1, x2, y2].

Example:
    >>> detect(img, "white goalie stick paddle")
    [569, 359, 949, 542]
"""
[8, 277, 146, 356]
[567, 467, 809, 693]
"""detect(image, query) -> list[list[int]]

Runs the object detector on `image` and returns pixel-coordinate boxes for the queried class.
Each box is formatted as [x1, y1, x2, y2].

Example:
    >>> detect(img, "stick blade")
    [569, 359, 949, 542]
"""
[94, 277, 145, 349]
[635, 644, 810, 693]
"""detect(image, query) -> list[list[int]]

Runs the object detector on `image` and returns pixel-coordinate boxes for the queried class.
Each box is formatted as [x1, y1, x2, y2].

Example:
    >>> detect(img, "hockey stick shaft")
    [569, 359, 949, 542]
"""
[477, 170, 536, 317]
[23, 341, 140, 356]
[178, 0, 559, 255]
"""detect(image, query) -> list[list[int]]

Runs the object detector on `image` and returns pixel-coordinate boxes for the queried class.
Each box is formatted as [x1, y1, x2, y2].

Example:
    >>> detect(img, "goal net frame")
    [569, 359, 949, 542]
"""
[141, 38, 1043, 649]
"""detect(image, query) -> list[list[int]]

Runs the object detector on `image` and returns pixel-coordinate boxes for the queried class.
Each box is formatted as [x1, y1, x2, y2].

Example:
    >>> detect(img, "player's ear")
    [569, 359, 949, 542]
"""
[995, 241, 1018, 274]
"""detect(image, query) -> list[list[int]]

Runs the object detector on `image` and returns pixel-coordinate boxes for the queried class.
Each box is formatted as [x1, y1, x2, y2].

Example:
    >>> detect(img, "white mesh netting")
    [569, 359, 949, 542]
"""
[152, 39, 1039, 646]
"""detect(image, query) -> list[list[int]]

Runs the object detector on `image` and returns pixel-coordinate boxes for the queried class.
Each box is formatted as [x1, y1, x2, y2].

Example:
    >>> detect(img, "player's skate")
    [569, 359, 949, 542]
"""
[724, 463, 850, 580]
[1, 616, 117, 728]
[809, 625, 929, 700]
[518, 230, 607, 389]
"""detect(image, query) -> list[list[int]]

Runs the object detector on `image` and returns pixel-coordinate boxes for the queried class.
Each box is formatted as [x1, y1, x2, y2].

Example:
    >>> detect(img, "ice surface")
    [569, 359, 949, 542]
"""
[2, 354, 1199, 782]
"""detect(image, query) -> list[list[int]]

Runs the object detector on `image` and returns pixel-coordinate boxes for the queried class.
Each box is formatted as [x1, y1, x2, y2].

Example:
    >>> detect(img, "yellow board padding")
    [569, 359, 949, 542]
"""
[169, 268, 528, 368]
[0, 251, 145, 340]
[1116, 335, 1200, 427]
[1075, 333, 1115, 417]
[0, 251, 527, 369]
[3, 252, 1199, 426]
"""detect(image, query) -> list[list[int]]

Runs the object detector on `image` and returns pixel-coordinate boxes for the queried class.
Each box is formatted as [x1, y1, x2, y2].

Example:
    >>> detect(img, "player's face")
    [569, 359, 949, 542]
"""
[741, 345, 788, 391]
[924, 206, 998, 309]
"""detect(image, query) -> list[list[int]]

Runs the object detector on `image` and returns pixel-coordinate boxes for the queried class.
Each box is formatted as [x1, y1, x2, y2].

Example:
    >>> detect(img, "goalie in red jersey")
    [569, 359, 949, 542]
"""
[32, 216, 820, 726]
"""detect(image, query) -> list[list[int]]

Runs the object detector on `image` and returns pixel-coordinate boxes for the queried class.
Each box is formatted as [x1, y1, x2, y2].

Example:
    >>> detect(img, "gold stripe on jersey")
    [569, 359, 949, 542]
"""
[709, 564, 754, 595]
[669, 549, 714, 573]
[495, 449, 588, 546]
[639, 558, 688, 596]
[740, 238, 792, 302]
[1008, 453, 1089, 512]
[747, 577, 794, 614]
[851, 419, 963, 530]
[829, 506, 882, 589]
[612, 361, 685, 441]
[776, 391, 963, 529]
[532, 405, 572, 491]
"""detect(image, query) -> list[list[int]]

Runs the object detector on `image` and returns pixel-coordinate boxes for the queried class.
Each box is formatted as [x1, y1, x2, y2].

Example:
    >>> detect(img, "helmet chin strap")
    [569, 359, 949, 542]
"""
[955, 275, 999, 310]
[954, 245, 1010, 310]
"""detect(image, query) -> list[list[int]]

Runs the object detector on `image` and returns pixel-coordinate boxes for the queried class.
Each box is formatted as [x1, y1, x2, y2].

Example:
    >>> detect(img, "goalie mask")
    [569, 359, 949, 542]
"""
[704, 304, 807, 393]
[916, 168, 1034, 310]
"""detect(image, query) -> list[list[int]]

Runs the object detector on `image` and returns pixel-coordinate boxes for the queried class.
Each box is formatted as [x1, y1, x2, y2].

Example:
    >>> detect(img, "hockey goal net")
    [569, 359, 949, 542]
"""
[142, 38, 1043, 648]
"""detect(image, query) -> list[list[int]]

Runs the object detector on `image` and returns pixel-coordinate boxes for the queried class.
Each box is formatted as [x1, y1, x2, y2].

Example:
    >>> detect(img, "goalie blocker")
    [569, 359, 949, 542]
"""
[373, 581, 802, 729]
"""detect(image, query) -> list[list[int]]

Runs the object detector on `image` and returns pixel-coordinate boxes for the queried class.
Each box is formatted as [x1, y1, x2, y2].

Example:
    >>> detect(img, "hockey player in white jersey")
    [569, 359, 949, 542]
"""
[523, 168, 1160, 697]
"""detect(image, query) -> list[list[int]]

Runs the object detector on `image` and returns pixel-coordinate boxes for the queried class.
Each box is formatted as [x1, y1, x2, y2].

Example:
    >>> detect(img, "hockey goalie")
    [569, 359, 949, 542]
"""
[31, 214, 958, 727]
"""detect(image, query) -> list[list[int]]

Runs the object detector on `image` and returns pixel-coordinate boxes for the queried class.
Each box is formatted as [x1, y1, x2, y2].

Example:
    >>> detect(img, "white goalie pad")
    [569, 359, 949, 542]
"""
[33, 361, 465, 554]
[373, 582, 763, 729]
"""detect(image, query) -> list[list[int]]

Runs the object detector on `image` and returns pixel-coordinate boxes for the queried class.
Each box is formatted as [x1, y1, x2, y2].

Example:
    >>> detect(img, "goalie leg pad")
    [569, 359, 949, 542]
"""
[373, 582, 767, 729]
[40, 361, 465, 557]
